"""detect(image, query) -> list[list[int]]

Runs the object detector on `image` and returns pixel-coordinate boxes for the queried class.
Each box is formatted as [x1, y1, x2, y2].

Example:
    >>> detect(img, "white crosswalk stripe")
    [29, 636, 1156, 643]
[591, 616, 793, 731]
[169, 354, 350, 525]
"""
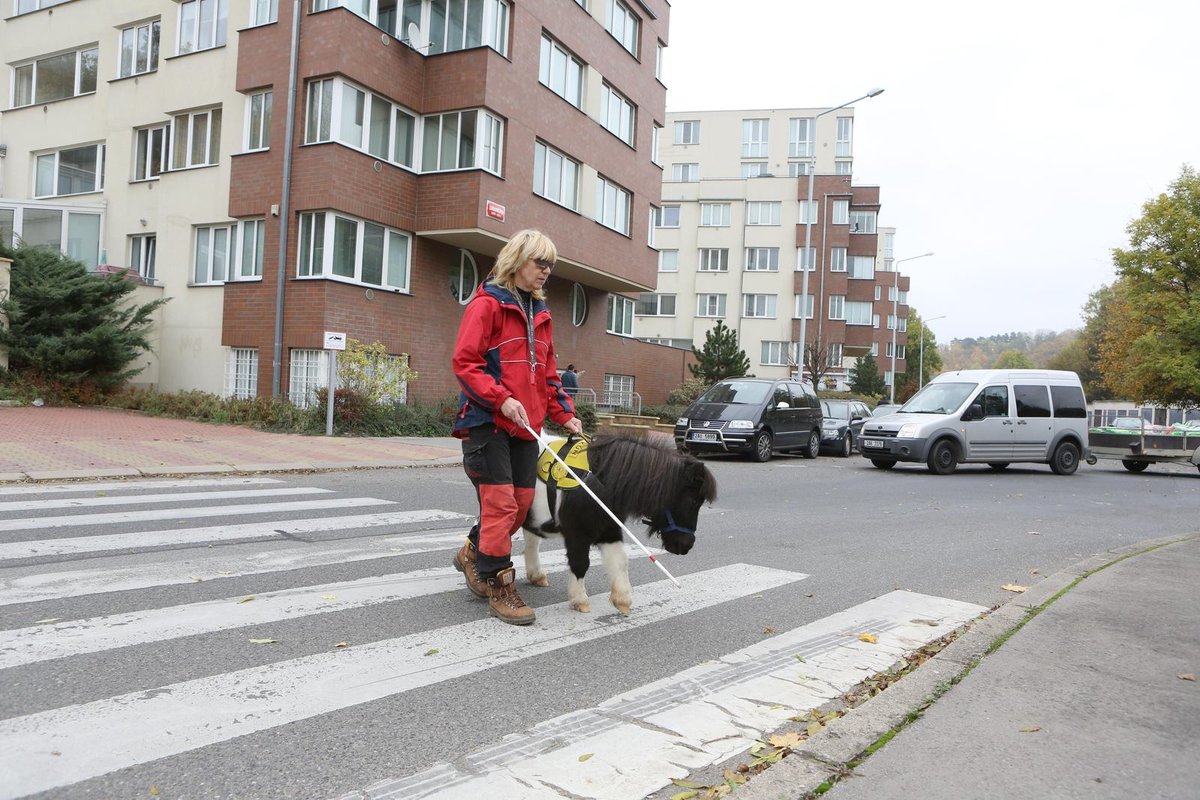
[0, 477, 283, 496]
[0, 486, 334, 512]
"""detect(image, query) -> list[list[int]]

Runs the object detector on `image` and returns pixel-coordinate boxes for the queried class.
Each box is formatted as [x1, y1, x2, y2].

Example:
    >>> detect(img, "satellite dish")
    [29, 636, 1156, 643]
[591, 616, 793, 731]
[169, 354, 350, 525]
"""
[406, 22, 429, 52]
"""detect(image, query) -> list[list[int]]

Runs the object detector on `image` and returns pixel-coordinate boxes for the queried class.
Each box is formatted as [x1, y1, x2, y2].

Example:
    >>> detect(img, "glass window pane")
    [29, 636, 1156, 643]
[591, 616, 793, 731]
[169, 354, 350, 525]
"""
[14, 64, 33, 106]
[66, 212, 100, 269]
[213, 226, 228, 281]
[386, 232, 408, 288]
[35, 52, 76, 103]
[0, 209, 14, 249]
[332, 217, 357, 278]
[422, 115, 441, 171]
[465, 0, 483, 47]
[58, 145, 99, 194]
[199, 0, 216, 49]
[22, 208, 63, 250]
[194, 228, 210, 283]
[457, 110, 476, 167]
[368, 94, 390, 158]
[440, 112, 459, 168]
[362, 222, 384, 285]
[340, 86, 365, 147]
[447, 0, 465, 50]
[35, 154, 56, 197]
[191, 114, 209, 165]
[394, 110, 414, 166]
[121, 28, 136, 77]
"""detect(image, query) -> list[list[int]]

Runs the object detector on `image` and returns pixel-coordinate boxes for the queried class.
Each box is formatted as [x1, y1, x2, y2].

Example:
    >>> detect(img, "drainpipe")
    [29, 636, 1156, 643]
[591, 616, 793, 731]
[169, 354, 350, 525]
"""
[272, 0, 302, 397]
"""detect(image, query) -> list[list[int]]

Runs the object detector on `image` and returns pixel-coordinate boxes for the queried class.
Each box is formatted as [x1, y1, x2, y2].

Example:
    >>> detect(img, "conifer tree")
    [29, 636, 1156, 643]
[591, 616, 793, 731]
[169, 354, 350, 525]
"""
[689, 320, 750, 384]
[848, 354, 885, 396]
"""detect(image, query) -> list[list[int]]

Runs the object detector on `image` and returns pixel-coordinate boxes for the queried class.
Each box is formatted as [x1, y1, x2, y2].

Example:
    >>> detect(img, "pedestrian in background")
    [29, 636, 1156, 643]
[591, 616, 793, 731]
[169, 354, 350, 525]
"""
[561, 364, 579, 396]
[451, 230, 583, 625]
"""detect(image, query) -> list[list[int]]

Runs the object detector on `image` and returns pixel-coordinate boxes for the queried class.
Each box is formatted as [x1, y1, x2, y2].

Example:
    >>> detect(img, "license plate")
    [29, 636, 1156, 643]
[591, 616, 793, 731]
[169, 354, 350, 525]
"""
[689, 431, 719, 442]
[862, 439, 884, 449]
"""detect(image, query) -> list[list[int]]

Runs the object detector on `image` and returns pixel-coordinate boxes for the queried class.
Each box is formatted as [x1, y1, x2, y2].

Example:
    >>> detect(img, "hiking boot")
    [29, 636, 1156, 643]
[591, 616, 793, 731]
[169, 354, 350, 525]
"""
[486, 567, 536, 626]
[453, 540, 488, 599]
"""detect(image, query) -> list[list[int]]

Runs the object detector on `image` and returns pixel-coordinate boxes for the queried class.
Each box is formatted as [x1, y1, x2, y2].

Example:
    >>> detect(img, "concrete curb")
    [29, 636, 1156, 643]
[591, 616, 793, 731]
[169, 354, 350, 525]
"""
[0, 456, 465, 484]
[729, 533, 1200, 800]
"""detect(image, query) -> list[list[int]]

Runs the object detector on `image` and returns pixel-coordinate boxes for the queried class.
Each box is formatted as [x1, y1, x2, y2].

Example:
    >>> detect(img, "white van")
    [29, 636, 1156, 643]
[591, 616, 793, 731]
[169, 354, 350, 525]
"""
[858, 370, 1089, 475]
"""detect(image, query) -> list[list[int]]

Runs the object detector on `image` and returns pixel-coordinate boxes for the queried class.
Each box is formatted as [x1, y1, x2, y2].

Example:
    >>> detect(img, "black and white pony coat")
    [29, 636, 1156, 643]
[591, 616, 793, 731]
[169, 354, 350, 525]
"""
[522, 429, 717, 614]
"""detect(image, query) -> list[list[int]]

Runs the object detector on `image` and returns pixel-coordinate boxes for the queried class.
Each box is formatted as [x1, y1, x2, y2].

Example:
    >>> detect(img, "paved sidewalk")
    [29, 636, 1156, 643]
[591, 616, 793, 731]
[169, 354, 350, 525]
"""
[0, 406, 462, 481]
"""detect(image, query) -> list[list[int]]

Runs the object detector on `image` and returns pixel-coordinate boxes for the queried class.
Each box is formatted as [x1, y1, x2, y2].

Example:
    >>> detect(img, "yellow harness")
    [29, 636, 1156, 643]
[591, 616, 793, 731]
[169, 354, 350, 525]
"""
[535, 436, 591, 490]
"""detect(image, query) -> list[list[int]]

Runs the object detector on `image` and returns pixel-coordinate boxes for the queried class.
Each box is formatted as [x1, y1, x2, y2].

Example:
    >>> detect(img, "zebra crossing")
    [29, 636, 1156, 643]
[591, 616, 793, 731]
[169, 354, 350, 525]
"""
[0, 476, 986, 800]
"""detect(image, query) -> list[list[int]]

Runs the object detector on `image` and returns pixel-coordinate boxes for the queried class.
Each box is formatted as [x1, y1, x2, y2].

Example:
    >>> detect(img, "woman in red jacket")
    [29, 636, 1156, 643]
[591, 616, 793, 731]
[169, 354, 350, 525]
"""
[451, 229, 583, 625]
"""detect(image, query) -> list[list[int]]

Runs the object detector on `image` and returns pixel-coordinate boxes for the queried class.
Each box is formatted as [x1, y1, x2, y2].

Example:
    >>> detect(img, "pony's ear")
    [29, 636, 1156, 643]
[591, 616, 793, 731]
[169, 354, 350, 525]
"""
[687, 460, 717, 502]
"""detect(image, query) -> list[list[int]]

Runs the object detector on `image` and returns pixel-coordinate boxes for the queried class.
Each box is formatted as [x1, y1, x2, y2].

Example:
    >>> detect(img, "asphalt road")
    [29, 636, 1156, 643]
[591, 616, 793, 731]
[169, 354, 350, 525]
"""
[1, 454, 1196, 799]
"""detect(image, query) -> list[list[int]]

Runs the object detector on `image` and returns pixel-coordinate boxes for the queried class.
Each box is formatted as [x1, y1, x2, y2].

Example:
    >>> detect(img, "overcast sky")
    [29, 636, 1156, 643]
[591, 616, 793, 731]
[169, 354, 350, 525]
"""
[662, 0, 1199, 342]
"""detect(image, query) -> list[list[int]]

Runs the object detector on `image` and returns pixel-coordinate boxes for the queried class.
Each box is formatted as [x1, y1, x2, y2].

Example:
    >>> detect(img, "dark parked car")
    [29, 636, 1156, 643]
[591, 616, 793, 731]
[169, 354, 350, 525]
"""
[675, 378, 823, 462]
[820, 399, 871, 456]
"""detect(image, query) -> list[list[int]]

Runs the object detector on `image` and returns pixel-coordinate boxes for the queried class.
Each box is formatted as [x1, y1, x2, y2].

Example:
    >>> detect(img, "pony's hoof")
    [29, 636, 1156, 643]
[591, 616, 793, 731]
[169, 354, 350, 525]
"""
[611, 597, 632, 616]
[528, 574, 549, 587]
[570, 599, 592, 613]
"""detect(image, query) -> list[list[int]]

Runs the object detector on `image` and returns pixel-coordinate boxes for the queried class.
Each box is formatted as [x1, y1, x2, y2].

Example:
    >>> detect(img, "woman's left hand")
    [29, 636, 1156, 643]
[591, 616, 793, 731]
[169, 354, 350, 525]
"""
[564, 417, 583, 435]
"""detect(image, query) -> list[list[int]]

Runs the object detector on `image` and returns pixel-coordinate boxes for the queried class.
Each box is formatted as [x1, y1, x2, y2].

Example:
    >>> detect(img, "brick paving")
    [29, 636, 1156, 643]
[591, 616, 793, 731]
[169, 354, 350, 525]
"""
[0, 407, 462, 480]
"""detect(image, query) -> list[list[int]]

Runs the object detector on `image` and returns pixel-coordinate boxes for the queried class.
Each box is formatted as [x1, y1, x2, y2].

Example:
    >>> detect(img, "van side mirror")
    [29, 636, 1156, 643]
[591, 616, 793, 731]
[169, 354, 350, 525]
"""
[962, 403, 984, 422]
[851, 414, 863, 422]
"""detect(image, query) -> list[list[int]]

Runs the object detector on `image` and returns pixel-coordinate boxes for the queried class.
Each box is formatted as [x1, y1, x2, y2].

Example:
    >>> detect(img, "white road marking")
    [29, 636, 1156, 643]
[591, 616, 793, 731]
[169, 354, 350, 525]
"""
[0, 477, 283, 496]
[362, 591, 987, 800]
[0, 564, 803, 799]
[0, 496, 395, 533]
[0, 486, 334, 512]
[0, 545, 650, 668]
[0, 508, 470, 561]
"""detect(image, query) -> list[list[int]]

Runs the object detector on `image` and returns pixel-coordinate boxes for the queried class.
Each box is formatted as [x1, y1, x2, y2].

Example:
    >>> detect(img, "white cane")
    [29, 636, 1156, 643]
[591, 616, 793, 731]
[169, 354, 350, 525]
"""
[522, 422, 681, 588]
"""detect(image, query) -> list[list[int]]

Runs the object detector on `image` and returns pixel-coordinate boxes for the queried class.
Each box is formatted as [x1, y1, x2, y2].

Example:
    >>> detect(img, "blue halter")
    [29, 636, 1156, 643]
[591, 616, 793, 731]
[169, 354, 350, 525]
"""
[652, 510, 695, 537]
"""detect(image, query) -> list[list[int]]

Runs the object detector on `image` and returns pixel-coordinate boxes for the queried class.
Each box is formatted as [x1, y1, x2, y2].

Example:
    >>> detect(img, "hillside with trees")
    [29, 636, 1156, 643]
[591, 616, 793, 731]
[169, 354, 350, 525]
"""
[939, 330, 1079, 372]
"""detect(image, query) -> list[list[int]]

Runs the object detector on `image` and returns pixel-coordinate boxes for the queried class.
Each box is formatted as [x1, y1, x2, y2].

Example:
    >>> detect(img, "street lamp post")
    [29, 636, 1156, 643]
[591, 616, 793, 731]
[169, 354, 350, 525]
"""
[918, 314, 947, 390]
[889, 252, 934, 403]
[798, 88, 884, 380]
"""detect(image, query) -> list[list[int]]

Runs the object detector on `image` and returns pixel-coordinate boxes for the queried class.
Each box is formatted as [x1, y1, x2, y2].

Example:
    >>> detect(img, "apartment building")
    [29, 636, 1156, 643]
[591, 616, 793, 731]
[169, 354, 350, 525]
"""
[0, 0, 685, 409]
[649, 107, 910, 391]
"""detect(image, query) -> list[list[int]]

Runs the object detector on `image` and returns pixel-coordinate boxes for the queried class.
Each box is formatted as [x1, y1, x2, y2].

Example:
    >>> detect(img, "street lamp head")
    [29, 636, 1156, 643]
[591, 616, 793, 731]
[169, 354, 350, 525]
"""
[866, 88, 885, 98]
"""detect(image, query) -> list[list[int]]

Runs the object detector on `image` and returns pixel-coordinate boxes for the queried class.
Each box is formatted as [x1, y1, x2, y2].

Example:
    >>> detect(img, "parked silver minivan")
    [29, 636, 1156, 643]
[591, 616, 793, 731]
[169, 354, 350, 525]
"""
[858, 369, 1089, 475]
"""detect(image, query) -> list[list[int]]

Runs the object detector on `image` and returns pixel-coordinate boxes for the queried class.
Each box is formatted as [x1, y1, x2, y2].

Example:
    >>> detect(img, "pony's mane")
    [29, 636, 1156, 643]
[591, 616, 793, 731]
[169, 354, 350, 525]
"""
[587, 429, 716, 517]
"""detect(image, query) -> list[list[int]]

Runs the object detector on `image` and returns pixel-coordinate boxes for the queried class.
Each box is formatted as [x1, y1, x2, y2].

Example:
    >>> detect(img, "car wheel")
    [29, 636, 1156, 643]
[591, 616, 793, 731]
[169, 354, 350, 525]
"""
[1121, 459, 1149, 473]
[926, 439, 959, 475]
[840, 434, 853, 458]
[750, 430, 773, 463]
[870, 458, 896, 470]
[987, 462, 1009, 471]
[801, 430, 820, 459]
[1049, 441, 1080, 475]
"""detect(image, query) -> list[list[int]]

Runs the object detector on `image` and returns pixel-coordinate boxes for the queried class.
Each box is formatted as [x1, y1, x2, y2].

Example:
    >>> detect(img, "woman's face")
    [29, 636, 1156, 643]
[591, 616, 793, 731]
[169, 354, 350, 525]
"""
[514, 256, 555, 293]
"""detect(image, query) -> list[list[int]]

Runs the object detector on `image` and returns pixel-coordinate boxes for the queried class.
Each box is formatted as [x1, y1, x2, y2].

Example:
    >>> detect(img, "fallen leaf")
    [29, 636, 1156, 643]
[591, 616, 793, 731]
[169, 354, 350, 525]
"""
[424, 648, 439, 656]
[670, 791, 700, 800]
[334, 641, 348, 648]
[320, 594, 337, 600]
[248, 638, 277, 644]
[723, 768, 746, 785]
[34, 618, 62, 624]
[190, 576, 204, 582]
[1001, 584, 1028, 593]
[858, 633, 878, 643]
[1179, 673, 1196, 682]
[149, 787, 160, 797]
[807, 721, 823, 737]
[767, 732, 803, 748]
[911, 619, 939, 627]
[238, 597, 255, 604]
[1019, 726, 1041, 733]
[762, 627, 776, 635]
[578, 753, 593, 762]
[670, 779, 707, 789]
[794, 655, 807, 663]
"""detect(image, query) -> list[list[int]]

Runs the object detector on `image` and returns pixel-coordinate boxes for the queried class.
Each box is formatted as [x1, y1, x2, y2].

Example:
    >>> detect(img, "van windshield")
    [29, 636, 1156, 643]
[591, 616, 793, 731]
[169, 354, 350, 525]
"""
[900, 382, 976, 414]
[697, 381, 771, 405]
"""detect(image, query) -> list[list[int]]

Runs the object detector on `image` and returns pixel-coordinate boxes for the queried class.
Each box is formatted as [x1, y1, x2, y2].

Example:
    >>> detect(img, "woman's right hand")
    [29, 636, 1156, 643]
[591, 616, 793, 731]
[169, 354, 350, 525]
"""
[500, 397, 530, 430]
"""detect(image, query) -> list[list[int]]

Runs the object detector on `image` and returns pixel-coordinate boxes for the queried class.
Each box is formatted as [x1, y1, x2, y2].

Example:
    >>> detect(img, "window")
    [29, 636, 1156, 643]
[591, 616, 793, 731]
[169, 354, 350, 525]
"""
[193, 223, 235, 284]
[654, 205, 679, 228]
[414, 0, 511, 57]
[848, 256, 875, 279]
[787, 161, 809, 177]
[827, 342, 843, 368]
[829, 247, 847, 272]
[651, 124, 661, 166]
[237, 218, 266, 279]
[12, 46, 98, 108]
[606, 0, 639, 56]
[700, 203, 730, 227]
[226, 347, 259, 399]
[422, 109, 504, 174]
[743, 294, 776, 318]
[119, 20, 161, 78]
[1014, 385, 1052, 418]
[171, 107, 222, 169]
[602, 373, 635, 408]
[569, 282, 588, 326]
[875, 286, 881, 301]
[533, 141, 580, 210]
[673, 120, 699, 145]
[796, 246, 815, 271]
[288, 349, 329, 408]
[832, 200, 849, 225]
[178, 0, 229, 54]
[798, 200, 817, 224]
[129, 234, 157, 282]
[246, 91, 273, 151]
[741, 162, 769, 178]
[696, 294, 726, 318]
[746, 201, 780, 226]
[34, 144, 105, 198]
[595, 176, 630, 235]
[132, 124, 168, 181]
[835, 160, 852, 175]
[601, 82, 635, 145]
[305, 78, 419, 169]
[298, 211, 411, 290]
[658, 249, 678, 272]
[14, 0, 71, 12]
[670, 163, 698, 182]
[2, 206, 101, 268]
[794, 294, 814, 320]
[829, 295, 845, 320]
[742, 118, 768, 158]
[789, 117, 813, 158]
[761, 341, 790, 367]
[655, 40, 664, 81]
[846, 300, 873, 325]
[849, 210, 876, 234]
[305, 79, 334, 142]
[835, 116, 853, 157]
[607, 294, 635, 335]
[698, 248, 728, 272]
[1050, 385, 1087, 418]
[636, 293, 675, 316]
[539, 34, 584, 109]
[449, 249, 477, 304]
[745, 247, 779, 271]
[250, 0, 279, 26]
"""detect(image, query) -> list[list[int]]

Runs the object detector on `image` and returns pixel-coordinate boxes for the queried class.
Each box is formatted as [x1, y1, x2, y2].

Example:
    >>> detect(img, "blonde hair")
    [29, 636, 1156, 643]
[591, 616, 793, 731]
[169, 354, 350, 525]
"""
[492, 229, 558, 301]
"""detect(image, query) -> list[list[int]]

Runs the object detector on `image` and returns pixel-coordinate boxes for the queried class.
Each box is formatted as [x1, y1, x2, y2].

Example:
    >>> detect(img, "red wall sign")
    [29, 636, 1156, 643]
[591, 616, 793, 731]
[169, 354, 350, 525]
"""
[486, 200, 506, 222]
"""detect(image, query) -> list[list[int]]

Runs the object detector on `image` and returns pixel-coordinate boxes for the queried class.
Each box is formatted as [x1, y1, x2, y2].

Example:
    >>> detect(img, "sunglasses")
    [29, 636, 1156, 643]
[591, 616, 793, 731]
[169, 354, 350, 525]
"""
[534, 258, 557, 272]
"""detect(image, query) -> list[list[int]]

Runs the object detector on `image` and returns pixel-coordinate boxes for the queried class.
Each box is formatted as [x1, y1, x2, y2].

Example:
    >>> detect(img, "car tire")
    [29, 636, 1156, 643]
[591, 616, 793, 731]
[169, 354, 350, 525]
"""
[1121, 459, 1149, 473]
[801, 430, 820, 459]
[870, 458, 896, 470]
[987, 462, 1009, 471]
[750, 431, 773, 463]
[840, 434, 853, 458]
[926, 439, 959, 475]
[1049, 441, 1080, 475]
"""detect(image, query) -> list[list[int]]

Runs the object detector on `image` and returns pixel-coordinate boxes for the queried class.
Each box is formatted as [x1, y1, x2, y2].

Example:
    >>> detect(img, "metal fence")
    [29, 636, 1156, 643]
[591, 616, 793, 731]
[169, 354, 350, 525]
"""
[1089, 406, 1200, 428]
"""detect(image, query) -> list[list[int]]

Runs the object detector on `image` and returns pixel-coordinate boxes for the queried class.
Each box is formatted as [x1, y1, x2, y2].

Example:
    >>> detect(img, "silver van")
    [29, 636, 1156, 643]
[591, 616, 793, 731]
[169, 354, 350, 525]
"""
[857, 369, 1089, 475]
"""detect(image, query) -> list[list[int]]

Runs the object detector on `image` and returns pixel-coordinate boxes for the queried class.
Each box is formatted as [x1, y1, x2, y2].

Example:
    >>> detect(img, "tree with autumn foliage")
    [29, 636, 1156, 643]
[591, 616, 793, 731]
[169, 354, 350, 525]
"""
[1098, 166, 1200, 406]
